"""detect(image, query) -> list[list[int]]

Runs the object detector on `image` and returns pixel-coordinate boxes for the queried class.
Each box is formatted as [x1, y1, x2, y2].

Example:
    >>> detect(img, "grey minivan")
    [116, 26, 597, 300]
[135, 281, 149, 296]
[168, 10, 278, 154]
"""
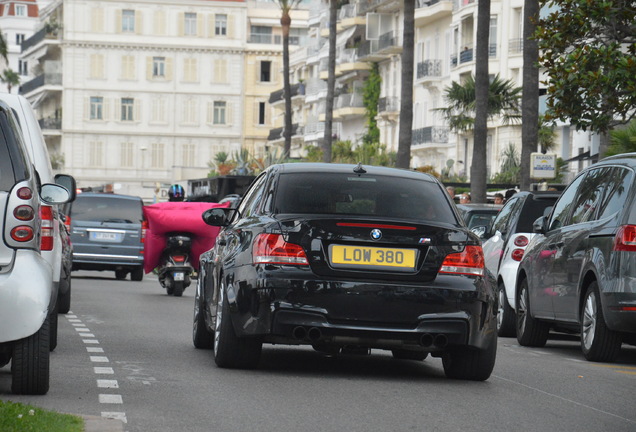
[66, 193, 145, 281]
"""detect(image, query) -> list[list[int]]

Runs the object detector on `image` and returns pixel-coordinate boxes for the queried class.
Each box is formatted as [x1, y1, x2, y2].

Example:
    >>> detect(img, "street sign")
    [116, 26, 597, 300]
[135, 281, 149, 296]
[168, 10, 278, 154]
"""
[530, 153, 556, 179]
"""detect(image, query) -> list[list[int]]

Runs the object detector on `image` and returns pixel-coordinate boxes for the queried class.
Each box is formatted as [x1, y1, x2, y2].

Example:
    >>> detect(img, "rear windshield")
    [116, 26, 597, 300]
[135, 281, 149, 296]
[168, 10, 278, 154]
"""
[518, 197, 559, 232]
[70, 196, 143, 223]
[274, 172, 457, 224]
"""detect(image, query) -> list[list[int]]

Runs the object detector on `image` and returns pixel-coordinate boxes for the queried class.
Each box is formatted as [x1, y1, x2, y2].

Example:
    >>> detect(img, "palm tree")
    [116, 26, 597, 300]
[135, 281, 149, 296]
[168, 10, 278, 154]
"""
[277, 0, 302, 158]
[0, 69, 20, 94]
[520, 0, 540, 191]
[0, 32, 7, 63]
[471, 0, 491, 203]
[396, 0, 415, 169]
[322, 0, 338, 163]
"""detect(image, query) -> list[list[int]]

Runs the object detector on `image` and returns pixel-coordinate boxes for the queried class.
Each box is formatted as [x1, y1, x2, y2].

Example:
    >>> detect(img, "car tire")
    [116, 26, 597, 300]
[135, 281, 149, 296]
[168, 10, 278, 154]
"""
[213, 281, 261, 369]
[49, 305, 58, 352]
[131, 267, 144, 282]
[115, 269, 127, 280]
[442, 332, 497, 381]
[391, 349, 428, 361]
[581, 282, 622, 362]
[193, 276, 214, 349]
[11, 315, 50, 395]
[497, 281, 516, 337]
[516, 278, 549, 347]
[58, 277, 71, 314]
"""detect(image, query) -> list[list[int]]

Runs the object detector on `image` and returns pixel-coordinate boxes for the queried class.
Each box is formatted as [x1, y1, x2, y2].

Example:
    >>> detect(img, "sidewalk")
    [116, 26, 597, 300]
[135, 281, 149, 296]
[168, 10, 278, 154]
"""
[81, 415, 125, 432]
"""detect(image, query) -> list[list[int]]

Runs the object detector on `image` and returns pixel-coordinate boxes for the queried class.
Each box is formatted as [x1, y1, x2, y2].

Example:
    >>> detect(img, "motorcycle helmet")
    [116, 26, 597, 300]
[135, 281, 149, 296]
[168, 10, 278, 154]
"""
[168, 184, 185, 202]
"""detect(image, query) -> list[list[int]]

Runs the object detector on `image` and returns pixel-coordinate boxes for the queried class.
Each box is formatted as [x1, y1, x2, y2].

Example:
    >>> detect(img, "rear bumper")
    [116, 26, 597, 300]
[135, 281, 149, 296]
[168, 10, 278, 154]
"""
[227, 273, 497, 351]
[602, 292, 636, 334]
[0, 250, 53, 343]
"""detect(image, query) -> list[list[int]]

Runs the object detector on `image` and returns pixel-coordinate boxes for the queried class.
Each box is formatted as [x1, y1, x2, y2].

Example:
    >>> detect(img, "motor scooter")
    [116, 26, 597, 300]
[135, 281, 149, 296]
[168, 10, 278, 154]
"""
[157, 232, 194, 297]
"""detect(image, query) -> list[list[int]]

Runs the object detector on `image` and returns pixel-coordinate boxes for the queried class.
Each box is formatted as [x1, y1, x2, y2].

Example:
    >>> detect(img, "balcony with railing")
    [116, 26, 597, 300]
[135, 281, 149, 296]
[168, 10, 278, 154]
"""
[411, 126, 449, 146]
[357, 39, 382, 61]
[19, 72, 62, 95]
[378, 31, 401, 54]
[268, 123, 302, 142]
[337, 48, 371, 75]
[416, 59, 443, 81]
[305, 78, 327, 102]
[20, 25, 62, 56]
[454, 0, 476, 10]
[509, 38, 523, 54]
[378, 96, 400, 114]
[38, 117, 62, 131]
[333, 93, 365, 119]
[249, 34, 282, 44]
[415, 0, 453, 26]
[268, 83, 305, 106]
[338, 3, 364, 29]
[304, 117, 325, 142]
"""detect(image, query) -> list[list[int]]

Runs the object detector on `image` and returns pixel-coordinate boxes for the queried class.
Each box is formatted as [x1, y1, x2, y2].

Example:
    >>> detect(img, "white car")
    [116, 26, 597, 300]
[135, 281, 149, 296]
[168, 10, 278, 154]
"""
[481, 191, 560, 337]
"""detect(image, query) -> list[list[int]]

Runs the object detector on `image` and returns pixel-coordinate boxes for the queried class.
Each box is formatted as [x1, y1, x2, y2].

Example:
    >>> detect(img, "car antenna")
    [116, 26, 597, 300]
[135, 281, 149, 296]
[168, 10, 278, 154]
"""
[353, 162, 366, 174]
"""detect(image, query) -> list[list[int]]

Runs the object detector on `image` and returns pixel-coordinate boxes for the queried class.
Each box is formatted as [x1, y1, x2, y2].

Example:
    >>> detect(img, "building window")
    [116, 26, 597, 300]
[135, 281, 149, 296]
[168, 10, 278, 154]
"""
[122, 10, 135, 33]
[121, 98, 134, 121]
[184, 12, 197, 36]
[120, 142, 134, 167]
[289, 28, 307, 46]
[88, 141, 103, 167]
[153, 57, 165, 77]
[16, 34, 25, 45]
[182, 143, 195, 167]
[213, 59, 227, 83]
[183, 98, 197, 124]
[90, 97, 104, 120]
[151, 97, 166, 123]
[18, 60, 27, 76]
[15, 5, 26, 16]
[260, 61, 271, 82]
[121, 55, 135, 79]
[258, 102, 266, 125]
[150, 143, 164, 168]
[184, 58, 197, 82]
[250, 25, 272, 44]
[215, 14, 227, 36]
[213, 101, 226, 124]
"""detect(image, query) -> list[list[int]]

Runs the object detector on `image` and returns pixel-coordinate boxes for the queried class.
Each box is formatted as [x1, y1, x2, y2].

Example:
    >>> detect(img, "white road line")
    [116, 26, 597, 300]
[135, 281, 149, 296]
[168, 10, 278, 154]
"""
[80, 333, 96, 338]
[68, 319, 82, 322]
[90, 356, 109, 363]
[98, 394, 123, 404]
[76, 328, 91, 332]
[83, 339, 100, 344]
[72, 323, 86, 327]
[97, 380, 119, 389]
[94, 367, 115, 374]
[101, 412, 128, 424]
[66, 314, 77, 318]
[87, 347, 104, 353]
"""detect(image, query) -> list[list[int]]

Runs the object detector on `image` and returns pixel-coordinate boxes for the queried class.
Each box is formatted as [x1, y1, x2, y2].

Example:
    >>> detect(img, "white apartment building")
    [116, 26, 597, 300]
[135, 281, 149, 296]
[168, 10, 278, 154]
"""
[0, 0, 41, 90]
[20, 0, 248, 201]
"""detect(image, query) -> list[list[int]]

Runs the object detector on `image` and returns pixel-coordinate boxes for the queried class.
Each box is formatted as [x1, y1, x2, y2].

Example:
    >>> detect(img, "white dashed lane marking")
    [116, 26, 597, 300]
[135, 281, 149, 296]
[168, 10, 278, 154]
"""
[65, 312, 127, 425]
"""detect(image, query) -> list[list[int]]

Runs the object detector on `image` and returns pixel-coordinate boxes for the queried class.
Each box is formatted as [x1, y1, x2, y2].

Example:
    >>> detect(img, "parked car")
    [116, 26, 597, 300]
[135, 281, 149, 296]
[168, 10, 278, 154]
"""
[516, 154, 636, 362]
[456, 203, 502, 232]
[0, 94, 77, 315]
[64, 193, 145, 281]
[0, 100, 72, 394]
[481, 191, 561, 337]
[193, 163, 497, 381]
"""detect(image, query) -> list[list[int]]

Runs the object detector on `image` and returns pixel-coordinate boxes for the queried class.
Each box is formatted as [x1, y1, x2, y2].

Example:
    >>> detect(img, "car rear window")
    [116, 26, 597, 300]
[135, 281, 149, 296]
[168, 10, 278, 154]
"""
[274, 172, 457, 223]
[70, 196, 143, 223]
[517, 196, 559, 232]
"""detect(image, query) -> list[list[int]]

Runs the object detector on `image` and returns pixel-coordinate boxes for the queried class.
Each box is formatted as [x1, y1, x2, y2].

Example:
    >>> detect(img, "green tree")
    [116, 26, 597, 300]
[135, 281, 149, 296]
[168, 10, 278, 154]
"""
[0, 32, 7, 62]
[606, 120, 636, 156]
[396, 0, 415, 169]
[537, 0, 636, 157]
[491, 143, 520, 184]
[520, 0, 540, 191]
[0, 69, 20, 93]
[277, 0, 302, 158]
[362, 63, 381, 146]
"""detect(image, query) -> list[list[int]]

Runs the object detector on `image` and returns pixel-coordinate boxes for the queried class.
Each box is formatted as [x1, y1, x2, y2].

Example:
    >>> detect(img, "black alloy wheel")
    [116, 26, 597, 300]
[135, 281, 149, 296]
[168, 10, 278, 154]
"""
[516, 278, 549, 347]
[193, 274, 214, 349]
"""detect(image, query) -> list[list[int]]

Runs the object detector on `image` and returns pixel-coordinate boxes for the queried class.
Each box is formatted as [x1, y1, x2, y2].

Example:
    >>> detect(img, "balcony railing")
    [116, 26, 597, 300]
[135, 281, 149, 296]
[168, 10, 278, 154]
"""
[378, 31, 397, 51]
[268, 123, 301, 141]
[417, 59, 442, 79]
[339, 48, 359, 64]
[417, 0, 442, 7]
[306, 78, 327, 97]
[21, 26, 60, 52]
[378, 97, 400, 113]
[339, 3, 359, 20]
[357, 40, 379, 58]
[249, 34, 282, 44]
[509, 38, 523, 54]
[268, 83, 305, 104]
[19, 73, 62, 95]
[304, 120, 325, 136]
[412, 126, 449, 145]
[336, 93, 364, 109]
[38, 117, 62, 130]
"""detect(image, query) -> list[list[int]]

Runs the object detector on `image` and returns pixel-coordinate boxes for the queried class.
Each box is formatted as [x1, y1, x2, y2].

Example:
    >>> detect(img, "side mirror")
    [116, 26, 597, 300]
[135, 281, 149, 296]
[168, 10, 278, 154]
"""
[202, 207, 235, 227]
[471, 225, 487, 239]
[533, 216, 546, 234]
[40, 183, 71, 205]
[54, 174, 77, 202]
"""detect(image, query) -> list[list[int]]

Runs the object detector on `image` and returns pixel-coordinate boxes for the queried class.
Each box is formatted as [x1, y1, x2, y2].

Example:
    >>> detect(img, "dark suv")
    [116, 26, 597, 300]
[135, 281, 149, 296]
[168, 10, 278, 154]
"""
[65, 193, 145, 281]
[516, 154, 636, 362]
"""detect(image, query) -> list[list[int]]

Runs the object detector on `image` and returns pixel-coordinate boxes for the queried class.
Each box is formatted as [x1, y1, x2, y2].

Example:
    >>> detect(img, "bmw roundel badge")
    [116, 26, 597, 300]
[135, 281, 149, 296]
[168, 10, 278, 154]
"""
[370, 229, 382, 240]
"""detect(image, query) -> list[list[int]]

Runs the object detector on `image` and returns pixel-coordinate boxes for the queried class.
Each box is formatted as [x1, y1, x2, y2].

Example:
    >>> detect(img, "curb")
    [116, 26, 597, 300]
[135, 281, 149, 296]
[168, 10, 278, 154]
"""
[81, 415, 125, 432]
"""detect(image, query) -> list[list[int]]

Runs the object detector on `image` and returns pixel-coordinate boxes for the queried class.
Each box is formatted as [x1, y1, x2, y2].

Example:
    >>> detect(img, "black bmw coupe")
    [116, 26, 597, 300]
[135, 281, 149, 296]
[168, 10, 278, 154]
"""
[193, 163, 497, 380]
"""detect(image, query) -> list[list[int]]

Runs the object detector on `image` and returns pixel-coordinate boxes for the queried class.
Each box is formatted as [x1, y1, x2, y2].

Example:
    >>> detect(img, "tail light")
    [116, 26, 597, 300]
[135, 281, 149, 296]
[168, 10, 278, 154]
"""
[11, 226, 34, 242]
[64, 215, 71, 229]
[141, 220, 148, 255]
[439, 245, 485, 276]
[14, 205, 35, 221]
[614, 225, 636, 252]
[17, 187, 33, 200]
[40, 205, 54, 251]
[172, 255, 186, 263]
[513, 235, 529, 247]
[253, 233, 309, 265]
[511, 248, 525, 261]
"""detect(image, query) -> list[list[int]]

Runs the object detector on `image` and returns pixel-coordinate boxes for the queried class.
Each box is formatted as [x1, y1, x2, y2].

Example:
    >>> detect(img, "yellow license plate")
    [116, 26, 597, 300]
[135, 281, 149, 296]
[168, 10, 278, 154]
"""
[329, 245, 416, 271]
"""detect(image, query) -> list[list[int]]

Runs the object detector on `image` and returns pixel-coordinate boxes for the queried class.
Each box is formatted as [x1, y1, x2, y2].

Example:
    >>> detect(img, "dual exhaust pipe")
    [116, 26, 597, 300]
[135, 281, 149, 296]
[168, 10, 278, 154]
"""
[292, 326, 448, 349]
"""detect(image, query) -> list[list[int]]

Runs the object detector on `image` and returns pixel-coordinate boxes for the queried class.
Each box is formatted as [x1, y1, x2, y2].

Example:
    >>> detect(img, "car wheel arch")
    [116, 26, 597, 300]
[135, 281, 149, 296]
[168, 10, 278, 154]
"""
[578, 271, 599, 321]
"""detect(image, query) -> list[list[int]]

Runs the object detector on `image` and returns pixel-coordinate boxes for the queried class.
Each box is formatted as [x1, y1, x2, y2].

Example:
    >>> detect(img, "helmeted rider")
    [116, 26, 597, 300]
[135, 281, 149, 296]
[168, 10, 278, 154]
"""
[168, 184, 185, 202]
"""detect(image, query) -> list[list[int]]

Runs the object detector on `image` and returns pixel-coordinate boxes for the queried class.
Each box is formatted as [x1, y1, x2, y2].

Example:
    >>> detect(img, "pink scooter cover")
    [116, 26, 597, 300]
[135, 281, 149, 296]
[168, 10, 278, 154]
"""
[142, 201, 230, 273]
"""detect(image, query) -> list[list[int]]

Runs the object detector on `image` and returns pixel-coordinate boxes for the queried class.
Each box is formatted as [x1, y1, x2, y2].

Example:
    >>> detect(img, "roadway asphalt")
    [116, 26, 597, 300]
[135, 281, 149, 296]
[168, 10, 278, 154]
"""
[81, 415, 125, 432]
